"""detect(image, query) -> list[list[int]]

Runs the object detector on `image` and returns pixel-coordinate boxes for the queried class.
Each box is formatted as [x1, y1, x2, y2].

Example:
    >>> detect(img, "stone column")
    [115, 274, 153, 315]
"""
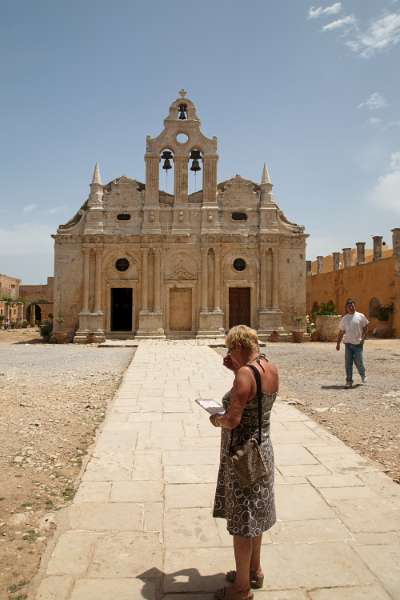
[94, 247, 103, 312]
[342, 248, 352, 269]
[260, 248, 267, 308]
[174, 156, 188, 204]
[272, 249, 279, 309]
[201, 247, 208, 311]
[82, 247, 91, 312]
[154, 248, 161, 312]
[332, 252, 340, 271]
[306, 260, 312, 276]
[142, 248, 149, 311]
[392, 228, 400, 257]
[144, 154, 159, 205]
[356, 242, 365, 265]
[214, 247, 221, 310]
[373, 236, 383, 261]
[316, 256, 324, 274]
[202, 156, 218, 205]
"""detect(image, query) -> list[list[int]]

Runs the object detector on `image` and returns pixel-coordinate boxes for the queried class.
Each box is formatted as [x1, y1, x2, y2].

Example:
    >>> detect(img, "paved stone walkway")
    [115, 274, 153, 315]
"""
[32, 341, 400, 600]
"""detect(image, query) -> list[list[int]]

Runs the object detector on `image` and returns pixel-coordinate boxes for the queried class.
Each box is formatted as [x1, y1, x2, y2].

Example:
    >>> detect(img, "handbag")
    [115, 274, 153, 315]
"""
[229, 364, 271, 487]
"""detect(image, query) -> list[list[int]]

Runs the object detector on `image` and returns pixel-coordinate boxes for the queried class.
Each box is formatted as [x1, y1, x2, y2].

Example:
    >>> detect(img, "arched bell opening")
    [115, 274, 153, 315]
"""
[159, 148, 175, 195]
[177, 103, 188, 120]
[188, 148, 203, 194]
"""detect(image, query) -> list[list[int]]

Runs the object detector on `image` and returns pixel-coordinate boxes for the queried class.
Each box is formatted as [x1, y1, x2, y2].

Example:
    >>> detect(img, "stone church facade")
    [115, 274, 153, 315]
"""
[52, 91, 307, 342]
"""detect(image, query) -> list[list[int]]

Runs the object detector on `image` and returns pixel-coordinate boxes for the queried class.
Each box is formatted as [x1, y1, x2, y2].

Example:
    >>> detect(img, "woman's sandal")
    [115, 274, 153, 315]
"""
[214, 587, 254, 600]
[226, 570, 264, 589]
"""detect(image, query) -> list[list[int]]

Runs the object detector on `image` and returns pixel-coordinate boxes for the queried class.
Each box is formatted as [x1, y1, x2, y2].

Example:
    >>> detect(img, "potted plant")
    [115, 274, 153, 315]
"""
[269, 330, 280, 342]
[292, 315, 305, 343]
[306, 314, 319, 341]
[315, 301, 341, 341]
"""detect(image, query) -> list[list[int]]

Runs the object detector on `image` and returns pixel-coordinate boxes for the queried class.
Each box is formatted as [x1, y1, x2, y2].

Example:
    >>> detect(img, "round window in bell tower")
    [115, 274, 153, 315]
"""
[233, 258, 247, 272]
[115, 258, 130, 272]
[176, 133, 189, 144]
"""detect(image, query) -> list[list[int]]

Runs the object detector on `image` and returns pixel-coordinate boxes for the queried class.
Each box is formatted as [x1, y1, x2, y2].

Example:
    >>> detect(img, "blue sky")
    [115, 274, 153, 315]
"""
[1, 0, 400, 283]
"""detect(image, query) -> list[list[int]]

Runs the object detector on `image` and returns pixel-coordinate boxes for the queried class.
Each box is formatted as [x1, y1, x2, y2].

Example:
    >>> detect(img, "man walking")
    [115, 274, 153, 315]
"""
[336, 299, 369, 388]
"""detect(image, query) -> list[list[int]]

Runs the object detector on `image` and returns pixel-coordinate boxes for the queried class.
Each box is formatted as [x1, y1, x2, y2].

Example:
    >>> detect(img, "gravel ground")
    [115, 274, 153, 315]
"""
[216, 339, 400, 484]
[0, 332, 134, 600]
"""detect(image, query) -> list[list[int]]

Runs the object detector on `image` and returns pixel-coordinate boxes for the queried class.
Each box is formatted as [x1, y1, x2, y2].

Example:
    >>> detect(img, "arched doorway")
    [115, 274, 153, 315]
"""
[27, 304, 42, 325]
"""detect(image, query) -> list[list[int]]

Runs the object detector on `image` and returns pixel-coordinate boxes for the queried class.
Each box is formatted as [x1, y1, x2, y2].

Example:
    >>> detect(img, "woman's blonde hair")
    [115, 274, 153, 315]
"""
[225, 325, 260, 352]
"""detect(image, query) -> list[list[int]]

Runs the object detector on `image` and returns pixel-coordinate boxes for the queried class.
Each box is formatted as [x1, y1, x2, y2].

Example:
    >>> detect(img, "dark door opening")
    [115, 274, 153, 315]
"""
[229, 287, 251, 328]
[111, 288, 133, 331]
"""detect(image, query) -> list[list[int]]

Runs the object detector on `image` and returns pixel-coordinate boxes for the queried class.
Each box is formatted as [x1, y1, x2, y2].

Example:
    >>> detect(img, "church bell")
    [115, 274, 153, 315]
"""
[190, 149, 201, 172]
[178, 104, 187, 120]
[161, 150, 173, 170]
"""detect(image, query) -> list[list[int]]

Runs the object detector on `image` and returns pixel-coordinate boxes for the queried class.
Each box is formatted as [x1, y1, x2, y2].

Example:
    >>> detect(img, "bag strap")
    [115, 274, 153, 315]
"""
[229, 362, 264, 453]
[247, 364, 263, 445]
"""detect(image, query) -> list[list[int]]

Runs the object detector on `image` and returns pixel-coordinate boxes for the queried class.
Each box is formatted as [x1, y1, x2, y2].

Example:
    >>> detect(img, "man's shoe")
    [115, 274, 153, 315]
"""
[344, 382, 352, 389]
[361, 376, 367, 384]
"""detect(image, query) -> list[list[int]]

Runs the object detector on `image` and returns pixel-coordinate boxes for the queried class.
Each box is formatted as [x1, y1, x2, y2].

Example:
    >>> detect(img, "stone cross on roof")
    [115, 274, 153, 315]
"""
[179, 89, 187, 98]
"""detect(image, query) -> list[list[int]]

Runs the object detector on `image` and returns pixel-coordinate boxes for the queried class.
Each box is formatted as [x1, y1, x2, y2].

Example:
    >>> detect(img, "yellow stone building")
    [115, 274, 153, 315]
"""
[52, 91, 307, 342]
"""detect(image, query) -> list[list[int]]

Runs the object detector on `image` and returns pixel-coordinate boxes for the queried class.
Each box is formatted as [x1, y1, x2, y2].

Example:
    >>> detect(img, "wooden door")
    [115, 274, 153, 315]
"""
[229, 287, 251, 328]
[169, 288, 192, 331]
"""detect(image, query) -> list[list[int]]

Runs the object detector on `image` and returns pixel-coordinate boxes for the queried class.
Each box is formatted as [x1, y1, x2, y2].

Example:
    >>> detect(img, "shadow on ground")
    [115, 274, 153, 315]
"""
[321, 384, 362, 390]
[138, 567, 226, 598]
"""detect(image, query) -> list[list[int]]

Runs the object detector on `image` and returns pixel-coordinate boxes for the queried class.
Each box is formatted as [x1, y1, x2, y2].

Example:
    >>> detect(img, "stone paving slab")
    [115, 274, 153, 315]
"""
[32, 341, 400, 600]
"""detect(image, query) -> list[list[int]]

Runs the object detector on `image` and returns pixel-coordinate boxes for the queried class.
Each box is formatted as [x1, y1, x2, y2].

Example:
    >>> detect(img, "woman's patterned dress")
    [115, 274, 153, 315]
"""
[213, 387, 277, 537]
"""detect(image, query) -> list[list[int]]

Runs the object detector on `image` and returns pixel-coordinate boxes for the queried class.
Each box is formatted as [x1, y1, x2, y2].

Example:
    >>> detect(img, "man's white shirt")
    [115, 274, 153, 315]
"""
[339, 311, 369, 345]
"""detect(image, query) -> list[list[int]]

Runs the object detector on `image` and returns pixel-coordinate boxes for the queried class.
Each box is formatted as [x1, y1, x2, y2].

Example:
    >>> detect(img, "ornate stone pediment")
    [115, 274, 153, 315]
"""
[166, 260, 197, 280]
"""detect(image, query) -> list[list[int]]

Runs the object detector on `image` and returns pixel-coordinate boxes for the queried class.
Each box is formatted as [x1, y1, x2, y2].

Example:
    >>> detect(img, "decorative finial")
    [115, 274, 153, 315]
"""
[91, 162, 102, 185]
[179, 88, 187, 98]
[261, 162, 272, 186]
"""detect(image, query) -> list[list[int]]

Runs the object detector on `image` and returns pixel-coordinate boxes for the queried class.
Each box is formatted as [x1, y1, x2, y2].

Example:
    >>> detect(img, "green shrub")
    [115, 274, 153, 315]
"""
[317, 301, 338, 316]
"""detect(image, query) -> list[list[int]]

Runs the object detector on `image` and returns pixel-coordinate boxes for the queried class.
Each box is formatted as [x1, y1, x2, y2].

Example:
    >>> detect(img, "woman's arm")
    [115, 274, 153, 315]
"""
[210, 368, 254, 430]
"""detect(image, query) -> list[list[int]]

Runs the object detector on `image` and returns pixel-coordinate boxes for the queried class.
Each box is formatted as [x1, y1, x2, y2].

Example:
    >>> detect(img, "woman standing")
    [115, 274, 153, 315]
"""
[210, 325, 278, 600]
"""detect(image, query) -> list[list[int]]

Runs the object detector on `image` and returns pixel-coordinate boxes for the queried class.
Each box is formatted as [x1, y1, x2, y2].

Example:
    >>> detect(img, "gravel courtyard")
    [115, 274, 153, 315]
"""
[217, 339, 400, 483]
[0, 334, 134, 600]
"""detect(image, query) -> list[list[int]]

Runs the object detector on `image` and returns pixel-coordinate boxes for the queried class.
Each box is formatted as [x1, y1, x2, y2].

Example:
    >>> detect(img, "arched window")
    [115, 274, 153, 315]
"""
[369, 297, 381, 318]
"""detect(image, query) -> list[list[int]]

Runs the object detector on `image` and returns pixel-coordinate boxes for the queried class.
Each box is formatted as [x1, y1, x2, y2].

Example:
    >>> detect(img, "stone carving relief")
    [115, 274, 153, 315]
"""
[165, 253, 198, 281]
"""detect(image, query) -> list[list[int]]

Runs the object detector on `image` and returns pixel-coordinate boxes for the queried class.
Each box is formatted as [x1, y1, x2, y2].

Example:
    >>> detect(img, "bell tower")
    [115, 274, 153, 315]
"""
[143, 90, 219, 234]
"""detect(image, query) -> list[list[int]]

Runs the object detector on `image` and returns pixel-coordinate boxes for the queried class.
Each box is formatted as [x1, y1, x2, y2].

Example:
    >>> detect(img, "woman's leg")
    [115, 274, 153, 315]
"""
[249, 534, 263, 577]
[232, 535, 252, 592]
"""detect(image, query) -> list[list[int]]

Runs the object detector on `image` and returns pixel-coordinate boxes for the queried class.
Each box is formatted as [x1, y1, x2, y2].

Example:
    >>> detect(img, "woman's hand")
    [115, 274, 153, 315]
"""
[209, 414, 221, 427]
[223, 353, 240, 372]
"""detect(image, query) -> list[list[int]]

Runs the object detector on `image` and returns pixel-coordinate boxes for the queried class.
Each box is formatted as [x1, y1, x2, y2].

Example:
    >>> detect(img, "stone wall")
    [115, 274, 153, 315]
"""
[0, 273, 20, 300]
[307, 231, 400, 337]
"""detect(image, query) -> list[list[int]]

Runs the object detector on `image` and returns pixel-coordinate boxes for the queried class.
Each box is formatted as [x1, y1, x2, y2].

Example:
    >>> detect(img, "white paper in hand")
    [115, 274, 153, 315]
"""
[195, 398, 224, 415]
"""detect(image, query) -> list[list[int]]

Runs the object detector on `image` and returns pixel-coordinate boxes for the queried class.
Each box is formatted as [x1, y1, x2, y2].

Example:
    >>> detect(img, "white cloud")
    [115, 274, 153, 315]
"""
[322, 15, 356, 31]
[23, 203, 37, 213]
[368, 117, 382, 126]
[358, 92, 388, 110]
[46, 205, 67, 215]
[370, 152, 400, 213]
[0, 223, 54, 257]
[390, 152, 400, 170]
[308, 3, 342, 19]
[347, 11, 400, 57]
